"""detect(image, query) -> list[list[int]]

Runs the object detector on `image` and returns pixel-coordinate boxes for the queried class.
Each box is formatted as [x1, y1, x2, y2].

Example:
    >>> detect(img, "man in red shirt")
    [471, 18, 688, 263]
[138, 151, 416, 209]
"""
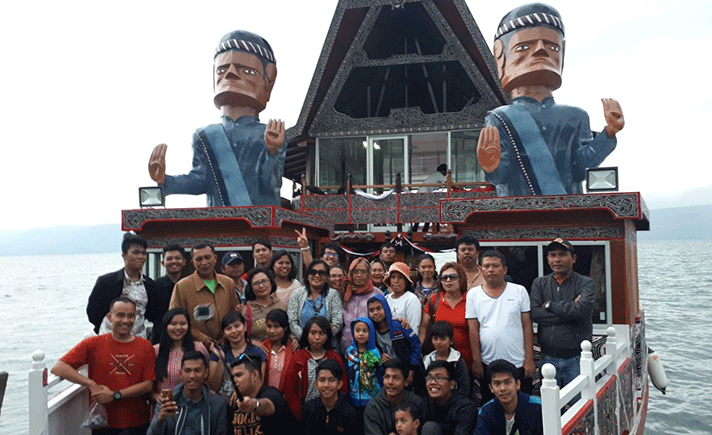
[52, 296, 156, 435]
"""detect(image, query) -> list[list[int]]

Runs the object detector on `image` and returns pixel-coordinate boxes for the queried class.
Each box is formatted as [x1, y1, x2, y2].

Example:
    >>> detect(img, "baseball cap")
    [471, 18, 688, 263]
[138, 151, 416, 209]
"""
[221, 251, 244, 267]
[546, 238, 575, 254]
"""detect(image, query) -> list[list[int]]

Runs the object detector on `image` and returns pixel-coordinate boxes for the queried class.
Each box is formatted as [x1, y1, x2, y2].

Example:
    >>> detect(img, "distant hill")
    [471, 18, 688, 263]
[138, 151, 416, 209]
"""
[0, 224, 122, 256]
[638, 205, 712, 240]
[0, 204, 709, 255]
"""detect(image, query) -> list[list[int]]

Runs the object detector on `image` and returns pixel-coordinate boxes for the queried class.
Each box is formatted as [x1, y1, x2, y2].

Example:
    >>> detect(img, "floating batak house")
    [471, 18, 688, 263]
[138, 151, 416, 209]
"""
[29, 1, 653, 434]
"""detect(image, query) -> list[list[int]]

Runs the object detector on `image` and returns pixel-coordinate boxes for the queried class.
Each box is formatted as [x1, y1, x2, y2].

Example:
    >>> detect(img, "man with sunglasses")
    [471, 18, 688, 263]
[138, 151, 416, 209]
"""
[419, 361, 477, 435]
[229, 353, 290, 435]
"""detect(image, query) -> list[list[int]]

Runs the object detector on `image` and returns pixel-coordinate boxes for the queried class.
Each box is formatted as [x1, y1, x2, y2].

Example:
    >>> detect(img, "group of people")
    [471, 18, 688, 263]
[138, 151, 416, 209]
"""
[53, 230, 596, 435]
[56, 1, 623, 432]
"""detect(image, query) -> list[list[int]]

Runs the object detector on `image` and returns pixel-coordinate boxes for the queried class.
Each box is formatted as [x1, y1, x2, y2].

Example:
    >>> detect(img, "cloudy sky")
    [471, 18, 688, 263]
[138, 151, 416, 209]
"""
[1, 0, 710, 230]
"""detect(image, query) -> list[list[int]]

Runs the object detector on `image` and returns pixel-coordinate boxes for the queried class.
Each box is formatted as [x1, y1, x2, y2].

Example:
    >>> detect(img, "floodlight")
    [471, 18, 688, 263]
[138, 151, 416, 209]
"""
[586, 167, 618, 192]
[139, 186, 165, 207]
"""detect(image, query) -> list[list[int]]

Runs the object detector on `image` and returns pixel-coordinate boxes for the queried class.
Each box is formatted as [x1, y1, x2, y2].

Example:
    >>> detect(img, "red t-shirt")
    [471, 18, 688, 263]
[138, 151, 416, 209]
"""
[424, 292, 473, 370]
[60, 334, 156, 429]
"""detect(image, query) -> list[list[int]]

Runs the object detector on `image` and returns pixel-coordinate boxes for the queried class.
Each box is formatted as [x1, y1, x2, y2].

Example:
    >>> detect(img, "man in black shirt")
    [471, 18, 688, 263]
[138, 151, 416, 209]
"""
[302, 359, 358, 435]
[230, 353, 289, 435]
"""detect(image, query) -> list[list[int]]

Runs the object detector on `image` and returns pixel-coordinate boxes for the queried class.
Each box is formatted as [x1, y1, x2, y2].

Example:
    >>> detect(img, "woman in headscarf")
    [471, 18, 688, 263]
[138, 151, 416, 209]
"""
[340, 258, 383, 354]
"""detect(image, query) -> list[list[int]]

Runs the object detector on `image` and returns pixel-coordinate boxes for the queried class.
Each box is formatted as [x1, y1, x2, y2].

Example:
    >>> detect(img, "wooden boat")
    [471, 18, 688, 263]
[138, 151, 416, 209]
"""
[28, 1, 652, 434]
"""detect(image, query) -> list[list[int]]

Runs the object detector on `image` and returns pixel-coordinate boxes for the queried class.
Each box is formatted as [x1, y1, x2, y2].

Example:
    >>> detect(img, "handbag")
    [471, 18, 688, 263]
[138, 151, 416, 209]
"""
[421, 292, 441, 355]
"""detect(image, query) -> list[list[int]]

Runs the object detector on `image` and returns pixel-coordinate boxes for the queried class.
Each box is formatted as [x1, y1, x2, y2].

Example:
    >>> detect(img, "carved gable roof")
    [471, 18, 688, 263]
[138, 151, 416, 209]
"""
[284, 0, 506, 180]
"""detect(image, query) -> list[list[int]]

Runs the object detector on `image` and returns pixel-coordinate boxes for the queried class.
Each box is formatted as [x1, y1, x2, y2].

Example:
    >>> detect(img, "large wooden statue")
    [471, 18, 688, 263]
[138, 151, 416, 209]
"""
[477, 3, 624, 196]
[149, 31, 286, 206]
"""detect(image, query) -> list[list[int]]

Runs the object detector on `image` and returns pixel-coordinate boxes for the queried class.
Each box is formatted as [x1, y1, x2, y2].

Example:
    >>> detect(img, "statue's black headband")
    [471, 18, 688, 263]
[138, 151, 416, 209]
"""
[494, 4, 564, 41]
[214, 31, 275, 64]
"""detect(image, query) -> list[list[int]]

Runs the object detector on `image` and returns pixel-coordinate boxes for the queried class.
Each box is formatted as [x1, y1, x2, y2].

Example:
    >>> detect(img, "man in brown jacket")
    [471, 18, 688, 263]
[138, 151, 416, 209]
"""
[169, 242, 238, 345]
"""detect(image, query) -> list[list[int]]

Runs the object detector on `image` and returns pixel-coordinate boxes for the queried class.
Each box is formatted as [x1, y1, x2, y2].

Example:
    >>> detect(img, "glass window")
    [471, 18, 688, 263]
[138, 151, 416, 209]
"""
[372, 138, 405, 188]
[409, 132, 448, 188]
[484, 245, 540, 290]
[450, 130, 485, 183]
[318, 137, 367, 187]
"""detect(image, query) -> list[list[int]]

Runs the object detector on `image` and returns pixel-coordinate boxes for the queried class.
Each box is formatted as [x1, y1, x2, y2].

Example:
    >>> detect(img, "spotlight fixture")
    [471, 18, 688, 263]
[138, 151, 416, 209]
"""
[138, 186, 165, 207]
[586, 167, 618, 192]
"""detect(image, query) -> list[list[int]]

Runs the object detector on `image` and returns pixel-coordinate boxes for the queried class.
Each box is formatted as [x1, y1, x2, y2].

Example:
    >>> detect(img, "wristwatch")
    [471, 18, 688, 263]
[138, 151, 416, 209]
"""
[254, 399, 260, 412]
[544, 301, 551, 310]
[113, 390, 123, 401]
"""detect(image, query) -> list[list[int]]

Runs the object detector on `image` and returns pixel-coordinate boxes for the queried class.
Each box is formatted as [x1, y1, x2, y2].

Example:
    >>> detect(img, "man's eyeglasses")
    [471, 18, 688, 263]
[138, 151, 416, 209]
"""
[308, 270, 329, 277]
[252, 279, 270, 288]
[352, 269, 369, 275]
[425, 375, 451, 383]
[324, 252, 339, 258]
[440, 274, 459, 282]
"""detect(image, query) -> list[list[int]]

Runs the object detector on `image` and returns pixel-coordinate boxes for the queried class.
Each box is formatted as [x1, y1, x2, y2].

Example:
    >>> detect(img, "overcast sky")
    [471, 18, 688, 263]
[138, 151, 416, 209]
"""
[1, 0, 710, 230]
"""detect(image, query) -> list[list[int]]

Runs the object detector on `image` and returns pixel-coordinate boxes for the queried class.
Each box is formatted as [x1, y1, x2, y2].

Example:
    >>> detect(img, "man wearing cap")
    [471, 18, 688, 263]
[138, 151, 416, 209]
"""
[477, 3, 625, 196]
[149, 30, 286, 207]
[530, 238, 595, 388]
[221, 251, 247, 305]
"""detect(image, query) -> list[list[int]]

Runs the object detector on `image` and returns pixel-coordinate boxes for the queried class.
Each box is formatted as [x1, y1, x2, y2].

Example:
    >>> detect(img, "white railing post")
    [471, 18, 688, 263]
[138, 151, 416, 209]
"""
[580, 340, 594, 400]
[28, 350, 48, 435]
[580, 340, 599, 435]
[605, 326, 622, 435]
[605, 327, 618, 374]
[541, 363, 561, 435]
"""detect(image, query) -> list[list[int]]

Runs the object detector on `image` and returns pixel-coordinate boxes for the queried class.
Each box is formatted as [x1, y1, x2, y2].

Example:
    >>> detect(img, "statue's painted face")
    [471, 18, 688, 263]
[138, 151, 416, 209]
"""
[213, 50, 273, 111]
[496, 26, 563, 92]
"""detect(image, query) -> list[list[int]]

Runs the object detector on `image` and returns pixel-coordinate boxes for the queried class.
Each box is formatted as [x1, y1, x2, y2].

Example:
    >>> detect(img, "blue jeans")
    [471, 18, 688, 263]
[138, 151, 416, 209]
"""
[540, 354, 580, 389]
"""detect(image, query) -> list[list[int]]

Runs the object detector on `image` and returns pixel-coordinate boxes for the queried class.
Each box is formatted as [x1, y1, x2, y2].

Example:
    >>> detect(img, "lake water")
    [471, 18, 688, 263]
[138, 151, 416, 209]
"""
[1, 241, 709, 434]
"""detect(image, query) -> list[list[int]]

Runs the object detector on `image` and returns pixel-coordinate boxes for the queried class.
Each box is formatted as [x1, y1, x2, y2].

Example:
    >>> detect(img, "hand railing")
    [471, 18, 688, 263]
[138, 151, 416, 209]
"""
[29, 335, 94, 435]
[541, 326, 630, 435]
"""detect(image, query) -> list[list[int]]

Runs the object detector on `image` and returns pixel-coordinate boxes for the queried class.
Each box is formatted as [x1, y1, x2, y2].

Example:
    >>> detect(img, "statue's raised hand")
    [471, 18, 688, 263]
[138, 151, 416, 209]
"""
[264, 119, 285, 155]
[602, 98, 624, 137]
[477, 126, 501, 173]
[149, 144, 167, 184]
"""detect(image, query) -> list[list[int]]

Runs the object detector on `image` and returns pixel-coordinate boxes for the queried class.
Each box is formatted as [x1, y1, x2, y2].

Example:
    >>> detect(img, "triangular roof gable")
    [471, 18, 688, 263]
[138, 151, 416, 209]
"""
[287, 0, 506, 146]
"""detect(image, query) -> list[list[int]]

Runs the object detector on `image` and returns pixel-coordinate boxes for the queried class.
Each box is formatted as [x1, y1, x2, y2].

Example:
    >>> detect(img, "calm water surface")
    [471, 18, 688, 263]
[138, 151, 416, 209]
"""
[0, 242, 708, 434]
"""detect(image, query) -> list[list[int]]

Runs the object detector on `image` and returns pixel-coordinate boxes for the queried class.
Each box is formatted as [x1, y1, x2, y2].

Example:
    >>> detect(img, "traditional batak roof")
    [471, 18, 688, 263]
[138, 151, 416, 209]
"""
[284, 0, 506, 180]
